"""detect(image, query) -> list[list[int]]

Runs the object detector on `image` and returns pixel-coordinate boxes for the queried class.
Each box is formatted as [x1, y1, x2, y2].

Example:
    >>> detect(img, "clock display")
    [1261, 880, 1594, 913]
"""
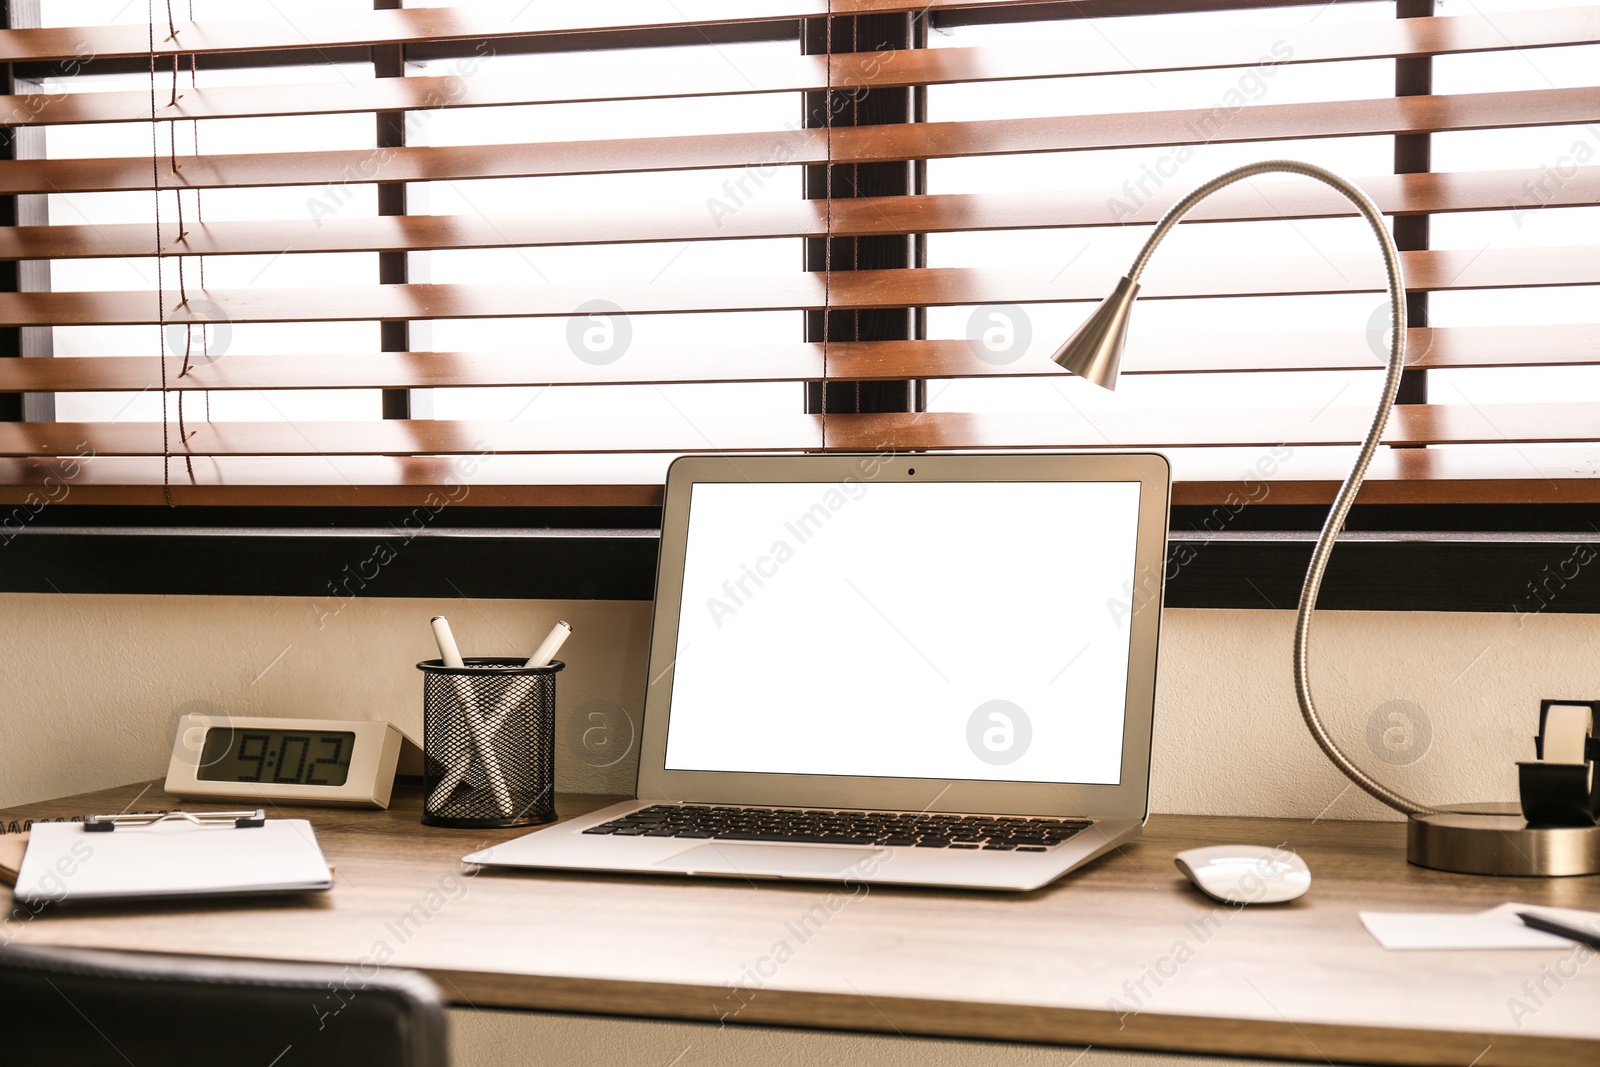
[197, 729, 356, 787]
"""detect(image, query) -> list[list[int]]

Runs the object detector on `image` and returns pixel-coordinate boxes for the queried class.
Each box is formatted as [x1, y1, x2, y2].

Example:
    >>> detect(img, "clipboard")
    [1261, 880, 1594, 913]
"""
[12, 810, 334, 905]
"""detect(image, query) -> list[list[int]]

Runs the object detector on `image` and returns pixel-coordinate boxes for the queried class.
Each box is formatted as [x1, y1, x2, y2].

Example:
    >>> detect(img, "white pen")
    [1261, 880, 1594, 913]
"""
[430, 615, 466, 668]
[524, 620, 572, 668]
[427, 616, 513, 816]
[474, 619, 575, 731]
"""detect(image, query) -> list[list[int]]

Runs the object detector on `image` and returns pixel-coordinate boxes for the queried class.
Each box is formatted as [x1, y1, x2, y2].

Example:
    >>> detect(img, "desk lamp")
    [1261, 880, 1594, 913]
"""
[1051, 159, 1600, 876]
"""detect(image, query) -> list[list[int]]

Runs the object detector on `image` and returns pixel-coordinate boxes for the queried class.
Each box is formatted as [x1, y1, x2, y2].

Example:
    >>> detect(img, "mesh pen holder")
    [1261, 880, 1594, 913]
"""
[417, 657, 562, 829]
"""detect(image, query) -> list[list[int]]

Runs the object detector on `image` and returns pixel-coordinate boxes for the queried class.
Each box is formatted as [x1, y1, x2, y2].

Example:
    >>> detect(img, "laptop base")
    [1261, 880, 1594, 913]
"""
[465, 801, 1142, 892]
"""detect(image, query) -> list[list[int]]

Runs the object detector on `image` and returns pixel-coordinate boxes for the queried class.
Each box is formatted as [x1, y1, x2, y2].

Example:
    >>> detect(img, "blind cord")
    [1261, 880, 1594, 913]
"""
[147, 1, 172, 506]
[163, 2, 196, 478]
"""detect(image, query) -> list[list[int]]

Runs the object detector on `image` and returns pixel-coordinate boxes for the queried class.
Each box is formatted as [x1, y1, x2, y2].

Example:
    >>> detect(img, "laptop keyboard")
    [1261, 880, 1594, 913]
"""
[582, 805, 1092, 851]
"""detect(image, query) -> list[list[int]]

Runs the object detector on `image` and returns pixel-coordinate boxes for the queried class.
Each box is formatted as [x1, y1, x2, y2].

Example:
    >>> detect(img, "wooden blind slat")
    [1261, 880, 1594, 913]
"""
[9, 3, 1594, 67]
[819, 404, 1600, 453]
[0, 1, 1053, 63]
[1, 65, 826, 127]
[0, 3, 823, 62]
[842, 87, 1600, 167]
[10, 7, 1598, 127]
[7, 87, 1595, 196]
[1166, 446, 1600, 507]
[9, 168, 1598, 262]
[5, 324, 1596, 393]
[0, 347, 828, 392]
[2, 446, 1596, 508]
[4, 247, 1593, 327]
[4, 403, 1596, 458]
[0, 455, 676, 508]
[0, 415, 824, 458]
[828, 323, 1600, 380]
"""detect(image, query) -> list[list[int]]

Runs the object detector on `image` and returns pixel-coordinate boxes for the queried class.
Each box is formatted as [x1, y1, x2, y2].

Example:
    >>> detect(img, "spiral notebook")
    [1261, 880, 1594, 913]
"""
[12, 814, 333, 905]
[0, 813, 95, 887]
[0, 834, 27, 886]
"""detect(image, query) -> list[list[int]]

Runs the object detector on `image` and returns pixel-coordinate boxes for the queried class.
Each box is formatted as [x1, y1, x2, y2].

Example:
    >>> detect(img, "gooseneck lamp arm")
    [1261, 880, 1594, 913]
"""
[1052, 160, 1436, 818]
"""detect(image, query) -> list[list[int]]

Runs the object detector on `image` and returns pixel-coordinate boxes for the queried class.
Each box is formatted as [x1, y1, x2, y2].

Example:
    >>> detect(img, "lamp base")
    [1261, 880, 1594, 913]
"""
[1407, 802, 1600, 876]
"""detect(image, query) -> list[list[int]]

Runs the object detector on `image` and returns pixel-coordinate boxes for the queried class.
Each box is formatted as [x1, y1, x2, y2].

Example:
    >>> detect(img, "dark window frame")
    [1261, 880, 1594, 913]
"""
[0, 503, 1596, 615]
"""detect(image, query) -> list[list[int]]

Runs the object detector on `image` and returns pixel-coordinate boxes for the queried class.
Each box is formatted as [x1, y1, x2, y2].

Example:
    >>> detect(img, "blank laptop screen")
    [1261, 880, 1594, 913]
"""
[662, 479, 1144, 785]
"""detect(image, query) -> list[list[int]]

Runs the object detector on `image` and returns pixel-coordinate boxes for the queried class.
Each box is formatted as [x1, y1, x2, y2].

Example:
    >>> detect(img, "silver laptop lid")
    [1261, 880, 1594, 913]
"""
[636, 452, 1170, 820]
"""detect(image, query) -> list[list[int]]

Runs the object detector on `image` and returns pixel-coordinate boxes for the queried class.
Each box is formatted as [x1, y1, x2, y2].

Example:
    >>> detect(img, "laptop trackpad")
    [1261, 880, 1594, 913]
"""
[654, 843, 886, 878]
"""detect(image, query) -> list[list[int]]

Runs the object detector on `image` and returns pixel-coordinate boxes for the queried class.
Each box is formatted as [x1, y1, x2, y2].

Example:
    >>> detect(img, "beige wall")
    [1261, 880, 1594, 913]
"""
[1, 591, 1593, 818]
[0, 592, 653, 809]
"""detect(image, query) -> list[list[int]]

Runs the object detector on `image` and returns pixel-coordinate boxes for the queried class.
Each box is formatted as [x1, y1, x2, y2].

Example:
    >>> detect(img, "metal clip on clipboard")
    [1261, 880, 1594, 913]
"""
[82, 809, 267, 832]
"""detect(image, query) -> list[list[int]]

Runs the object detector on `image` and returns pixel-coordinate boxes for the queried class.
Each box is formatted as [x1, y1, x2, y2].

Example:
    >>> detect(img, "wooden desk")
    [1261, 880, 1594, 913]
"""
[3, 782, 1598, 1067]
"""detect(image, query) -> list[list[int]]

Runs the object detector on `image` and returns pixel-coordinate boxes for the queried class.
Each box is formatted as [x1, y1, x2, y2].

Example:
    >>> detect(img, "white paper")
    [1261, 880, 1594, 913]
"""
[14, 819, 332, 904]
[1360, 901, 1599, 950]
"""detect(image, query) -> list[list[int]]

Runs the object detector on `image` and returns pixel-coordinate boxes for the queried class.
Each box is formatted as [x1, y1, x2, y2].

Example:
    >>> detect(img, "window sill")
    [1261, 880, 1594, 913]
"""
[0, 510, 1594, 614]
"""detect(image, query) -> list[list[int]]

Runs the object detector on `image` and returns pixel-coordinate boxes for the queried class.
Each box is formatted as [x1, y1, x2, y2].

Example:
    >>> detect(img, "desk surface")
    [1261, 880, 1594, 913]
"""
[3, 782, 1598, 1066]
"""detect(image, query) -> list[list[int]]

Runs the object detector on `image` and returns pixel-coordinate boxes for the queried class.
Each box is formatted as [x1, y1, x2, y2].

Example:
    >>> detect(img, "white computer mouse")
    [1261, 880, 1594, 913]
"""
[1174, 844, 1311, 905]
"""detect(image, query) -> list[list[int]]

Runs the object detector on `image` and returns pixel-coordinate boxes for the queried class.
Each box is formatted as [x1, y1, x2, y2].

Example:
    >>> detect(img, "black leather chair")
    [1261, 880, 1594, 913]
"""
[0, 943, 449, 1067]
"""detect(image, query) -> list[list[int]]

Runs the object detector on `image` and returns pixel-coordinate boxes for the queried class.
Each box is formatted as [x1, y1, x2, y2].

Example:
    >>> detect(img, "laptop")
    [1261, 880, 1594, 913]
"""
[465, 451, 1170, 891]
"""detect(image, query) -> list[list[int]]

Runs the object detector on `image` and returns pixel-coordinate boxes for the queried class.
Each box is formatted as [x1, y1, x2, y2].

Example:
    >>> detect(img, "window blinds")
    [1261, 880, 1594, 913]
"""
[0, 1, 1595, 505]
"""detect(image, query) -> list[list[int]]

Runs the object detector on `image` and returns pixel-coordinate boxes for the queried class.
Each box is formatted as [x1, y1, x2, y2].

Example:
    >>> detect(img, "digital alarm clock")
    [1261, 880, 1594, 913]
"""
[165, 714, 423, 808]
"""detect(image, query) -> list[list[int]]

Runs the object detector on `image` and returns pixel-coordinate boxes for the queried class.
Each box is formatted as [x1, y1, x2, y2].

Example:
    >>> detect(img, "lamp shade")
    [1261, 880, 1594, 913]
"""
[1050, 275, 1140, 390]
